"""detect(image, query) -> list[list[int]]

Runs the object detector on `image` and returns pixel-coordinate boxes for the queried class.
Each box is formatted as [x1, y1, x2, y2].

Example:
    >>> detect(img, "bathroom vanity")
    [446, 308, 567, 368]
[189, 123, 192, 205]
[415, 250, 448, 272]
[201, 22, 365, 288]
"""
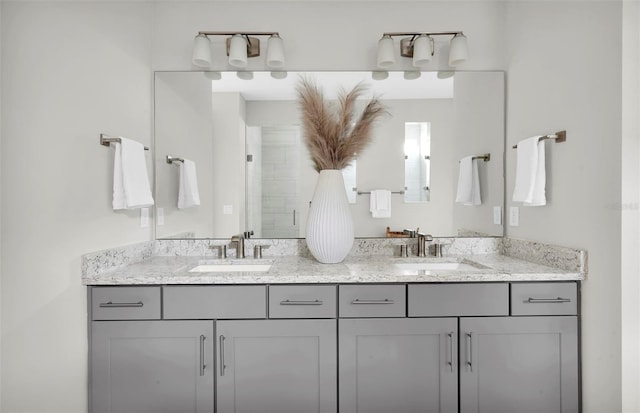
[84, 241, 583, 413]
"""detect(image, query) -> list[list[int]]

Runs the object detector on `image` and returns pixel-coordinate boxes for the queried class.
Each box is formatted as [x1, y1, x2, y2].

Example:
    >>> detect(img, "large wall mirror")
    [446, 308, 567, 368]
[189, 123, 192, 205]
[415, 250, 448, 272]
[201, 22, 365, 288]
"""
[154, 70, 504, 239]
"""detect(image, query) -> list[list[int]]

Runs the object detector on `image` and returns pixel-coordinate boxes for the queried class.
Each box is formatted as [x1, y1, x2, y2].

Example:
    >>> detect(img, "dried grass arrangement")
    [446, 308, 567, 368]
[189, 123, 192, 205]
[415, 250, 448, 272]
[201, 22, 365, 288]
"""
[297, 77, 387, 172]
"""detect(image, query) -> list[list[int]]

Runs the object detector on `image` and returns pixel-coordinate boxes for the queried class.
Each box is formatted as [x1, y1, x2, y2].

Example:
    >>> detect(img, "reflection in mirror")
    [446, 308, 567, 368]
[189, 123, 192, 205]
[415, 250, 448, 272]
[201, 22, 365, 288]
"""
[154, 71, 504, 240]
[342, 162, 357, 204]
[246, 124, 302, 238]
[404, 122, 431, 203]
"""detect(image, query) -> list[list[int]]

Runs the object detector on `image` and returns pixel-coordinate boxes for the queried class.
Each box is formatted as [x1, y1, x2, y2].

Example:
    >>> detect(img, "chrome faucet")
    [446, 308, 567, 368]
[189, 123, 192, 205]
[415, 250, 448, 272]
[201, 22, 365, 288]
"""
[416, 233, 433, 257]
[230, 234, 245, 258]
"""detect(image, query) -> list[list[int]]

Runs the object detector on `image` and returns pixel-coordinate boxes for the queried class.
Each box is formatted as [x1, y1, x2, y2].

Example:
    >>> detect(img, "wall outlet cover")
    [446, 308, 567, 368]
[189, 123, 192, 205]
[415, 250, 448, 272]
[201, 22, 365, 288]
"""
[223, 205, 233, 215]
[157, 207, 165, 226]
[509, 206, 519, 226]
[140, 208, 150, 228]
[493, 206, 502, 225]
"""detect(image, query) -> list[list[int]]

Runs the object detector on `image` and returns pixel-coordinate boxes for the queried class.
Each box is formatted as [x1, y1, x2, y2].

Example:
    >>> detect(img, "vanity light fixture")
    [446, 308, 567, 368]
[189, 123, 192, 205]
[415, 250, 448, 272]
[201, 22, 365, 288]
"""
[376, 31, 468, 68]
[191, 31, 285, 69]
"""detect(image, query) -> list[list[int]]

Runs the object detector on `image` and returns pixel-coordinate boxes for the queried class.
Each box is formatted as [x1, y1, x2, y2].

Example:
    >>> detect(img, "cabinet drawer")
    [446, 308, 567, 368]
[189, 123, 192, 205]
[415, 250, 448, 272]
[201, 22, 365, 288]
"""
[164, 286, 266, 319]
[269, 285, 337, 318]
[408, 283, 509, 316]
[91, 286, 161, 320]
[511, 282, 578, 315]
[339, 285, 406, 318]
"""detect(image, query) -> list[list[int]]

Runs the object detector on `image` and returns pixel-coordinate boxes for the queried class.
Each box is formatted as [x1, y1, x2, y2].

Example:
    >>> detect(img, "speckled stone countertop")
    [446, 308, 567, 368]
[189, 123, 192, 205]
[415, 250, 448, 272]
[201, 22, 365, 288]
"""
[82, 253, 583, 285]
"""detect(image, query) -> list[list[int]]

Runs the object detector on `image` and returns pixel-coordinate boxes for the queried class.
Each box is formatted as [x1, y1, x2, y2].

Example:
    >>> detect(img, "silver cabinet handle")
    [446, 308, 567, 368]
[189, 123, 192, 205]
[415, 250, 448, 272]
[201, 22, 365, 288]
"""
[293, 210, 296, 226]
[280, 299, 323, 306]
[526, 297, 571, 304]
[351, 299, 395, 305]
[99, 301, 143, 308]
[465, 332, 473, 372]
[219, 335, 226, 376]
[199, 335, 206, 377]
[447, 332, 454, 372]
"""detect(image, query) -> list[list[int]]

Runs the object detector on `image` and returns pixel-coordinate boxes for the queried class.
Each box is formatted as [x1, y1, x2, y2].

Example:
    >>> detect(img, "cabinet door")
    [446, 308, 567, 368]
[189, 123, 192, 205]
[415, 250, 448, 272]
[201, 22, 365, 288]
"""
[339, 318, 458, 413]
[217, 319, 337, 413]
[460, 316, 578, 413]
[91, 320, 214, 413]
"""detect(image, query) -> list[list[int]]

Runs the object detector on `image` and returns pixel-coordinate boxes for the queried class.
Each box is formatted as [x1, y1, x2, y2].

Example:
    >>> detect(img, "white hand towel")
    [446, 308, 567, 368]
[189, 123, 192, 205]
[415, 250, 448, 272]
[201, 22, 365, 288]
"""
[112, 137, 154, 210]
[178, 159, 201, 209]
[512, 136, 546, 206]
[370, 190, 391, 218]
[455, 156, 482, 206]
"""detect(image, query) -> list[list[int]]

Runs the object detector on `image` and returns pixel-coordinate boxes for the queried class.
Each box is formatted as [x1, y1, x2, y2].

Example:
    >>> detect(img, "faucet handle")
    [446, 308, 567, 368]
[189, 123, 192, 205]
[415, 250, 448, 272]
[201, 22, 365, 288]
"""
[253, 244, 270, 259]
[209, 244, 227, 259]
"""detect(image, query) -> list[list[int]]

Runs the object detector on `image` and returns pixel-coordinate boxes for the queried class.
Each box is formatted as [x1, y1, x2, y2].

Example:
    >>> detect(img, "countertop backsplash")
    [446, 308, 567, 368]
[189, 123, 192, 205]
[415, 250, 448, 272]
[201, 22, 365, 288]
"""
[82, 236, 587, 280]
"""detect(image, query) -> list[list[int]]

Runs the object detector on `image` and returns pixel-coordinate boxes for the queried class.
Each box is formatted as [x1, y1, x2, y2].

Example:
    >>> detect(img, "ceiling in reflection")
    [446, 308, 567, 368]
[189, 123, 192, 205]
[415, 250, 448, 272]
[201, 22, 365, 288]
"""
[210, 71, 454, 101]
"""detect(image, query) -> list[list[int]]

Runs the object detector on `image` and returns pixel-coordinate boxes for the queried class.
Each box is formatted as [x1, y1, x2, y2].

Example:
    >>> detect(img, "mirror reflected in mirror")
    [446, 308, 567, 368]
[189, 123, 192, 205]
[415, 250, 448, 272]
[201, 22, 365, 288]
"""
[404, 122, 431, 203]
[154, 71, 504, 240]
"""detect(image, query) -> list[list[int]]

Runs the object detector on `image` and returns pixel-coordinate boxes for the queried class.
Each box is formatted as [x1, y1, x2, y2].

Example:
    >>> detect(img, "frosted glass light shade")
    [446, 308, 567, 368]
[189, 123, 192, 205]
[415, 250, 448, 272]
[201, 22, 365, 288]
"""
[192, 34, 212, 68]
[449, 33, 468, 67]
[404, 71, 421, 80]
[228, 34, 248, 68]
[412, 34, 433, 67]
[377, 35, 395, 68]
[266, 34, 285, 68]
[371, 71, 389, 80]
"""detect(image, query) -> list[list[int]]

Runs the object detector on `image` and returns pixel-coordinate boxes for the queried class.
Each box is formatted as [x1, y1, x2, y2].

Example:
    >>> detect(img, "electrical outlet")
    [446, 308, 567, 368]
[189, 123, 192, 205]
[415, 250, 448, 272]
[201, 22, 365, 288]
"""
[140, 208, 150, 228]
[493, 206, 502, 225]
[509, 206, 519, 227]
[223, 205, 233, 215]
[157, 207, 165, 226]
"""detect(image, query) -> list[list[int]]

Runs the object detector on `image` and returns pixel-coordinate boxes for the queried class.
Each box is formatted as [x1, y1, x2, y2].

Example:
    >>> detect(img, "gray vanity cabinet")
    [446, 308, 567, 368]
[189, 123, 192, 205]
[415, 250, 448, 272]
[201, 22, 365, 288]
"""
[216, 319, 337, 413]
[90, 320, 214, 413]
[459, 316, 579, 413]
[339, 317, 459, 413]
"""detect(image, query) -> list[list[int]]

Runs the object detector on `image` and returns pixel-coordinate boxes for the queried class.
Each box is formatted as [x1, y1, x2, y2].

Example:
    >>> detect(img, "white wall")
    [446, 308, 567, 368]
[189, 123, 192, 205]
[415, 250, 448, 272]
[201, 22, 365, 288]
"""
[155, 72, 215, 238]
[505, 2, 622, 411]
[621, 1, 640, 411]
[1, 2, 154, 412]
[452, 71, 504, 236]
[211, 93, 246, 237]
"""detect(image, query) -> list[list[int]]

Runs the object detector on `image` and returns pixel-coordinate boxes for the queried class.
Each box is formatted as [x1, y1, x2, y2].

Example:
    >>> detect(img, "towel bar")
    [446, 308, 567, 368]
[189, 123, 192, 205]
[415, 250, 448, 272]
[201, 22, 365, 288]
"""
[100, 134, 149, 151]
[357, 190, 405, 195]
[512, 130, 566, 149]
[166, 155, 185, 164]
[459, 153, 491, 162]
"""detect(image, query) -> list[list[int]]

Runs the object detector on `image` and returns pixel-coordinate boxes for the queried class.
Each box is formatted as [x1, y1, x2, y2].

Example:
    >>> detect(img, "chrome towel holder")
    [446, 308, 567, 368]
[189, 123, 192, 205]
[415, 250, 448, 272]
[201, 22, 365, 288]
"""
[166, 155, 185, 164]
[100, 133, 149, 151]
[512, 130, 566, 149]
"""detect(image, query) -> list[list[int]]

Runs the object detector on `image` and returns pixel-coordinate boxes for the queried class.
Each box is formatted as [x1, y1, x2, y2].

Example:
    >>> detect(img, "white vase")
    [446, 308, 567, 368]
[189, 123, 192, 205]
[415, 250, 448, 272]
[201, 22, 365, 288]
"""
[306, 169, 354, 263]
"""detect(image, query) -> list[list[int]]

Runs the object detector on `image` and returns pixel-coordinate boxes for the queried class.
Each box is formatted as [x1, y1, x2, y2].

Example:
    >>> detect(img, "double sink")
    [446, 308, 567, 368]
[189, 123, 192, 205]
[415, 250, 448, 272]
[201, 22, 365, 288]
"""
[188, 258, 486, 274]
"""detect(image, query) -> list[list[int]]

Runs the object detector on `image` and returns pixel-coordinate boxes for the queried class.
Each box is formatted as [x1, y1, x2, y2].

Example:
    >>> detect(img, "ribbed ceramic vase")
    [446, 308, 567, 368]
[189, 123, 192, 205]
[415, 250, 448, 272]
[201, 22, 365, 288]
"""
[306, 169, 354, 263]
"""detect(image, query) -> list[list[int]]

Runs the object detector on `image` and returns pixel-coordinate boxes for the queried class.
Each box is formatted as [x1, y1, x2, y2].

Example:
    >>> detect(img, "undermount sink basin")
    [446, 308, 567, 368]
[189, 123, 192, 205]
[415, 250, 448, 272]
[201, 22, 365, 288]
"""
[188, 263, 272, 273]
[394, 261, 480, 271]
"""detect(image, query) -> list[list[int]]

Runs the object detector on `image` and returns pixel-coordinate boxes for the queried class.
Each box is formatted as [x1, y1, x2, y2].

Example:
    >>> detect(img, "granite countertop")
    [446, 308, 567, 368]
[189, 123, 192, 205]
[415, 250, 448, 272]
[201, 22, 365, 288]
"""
[82, 253, 584, 285]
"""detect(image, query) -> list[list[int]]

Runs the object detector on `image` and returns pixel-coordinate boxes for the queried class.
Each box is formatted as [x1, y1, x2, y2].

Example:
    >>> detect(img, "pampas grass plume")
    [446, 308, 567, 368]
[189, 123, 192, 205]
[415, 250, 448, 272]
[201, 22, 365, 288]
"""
[297, 77, 386, 172]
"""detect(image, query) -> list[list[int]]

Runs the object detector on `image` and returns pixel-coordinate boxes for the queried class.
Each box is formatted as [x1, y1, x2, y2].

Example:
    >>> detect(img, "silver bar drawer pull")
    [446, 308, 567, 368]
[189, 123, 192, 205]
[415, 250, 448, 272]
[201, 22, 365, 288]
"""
[99, 301, 144, 308]
[199, 335, 206, 377]
[447, 332, 454, 372]
[219, 335, 226, 377]
[351, 298, 395, 305]
[466, 332, 473, 372]
[280, 299, 323, 306]
[526, 297, 572, 304]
